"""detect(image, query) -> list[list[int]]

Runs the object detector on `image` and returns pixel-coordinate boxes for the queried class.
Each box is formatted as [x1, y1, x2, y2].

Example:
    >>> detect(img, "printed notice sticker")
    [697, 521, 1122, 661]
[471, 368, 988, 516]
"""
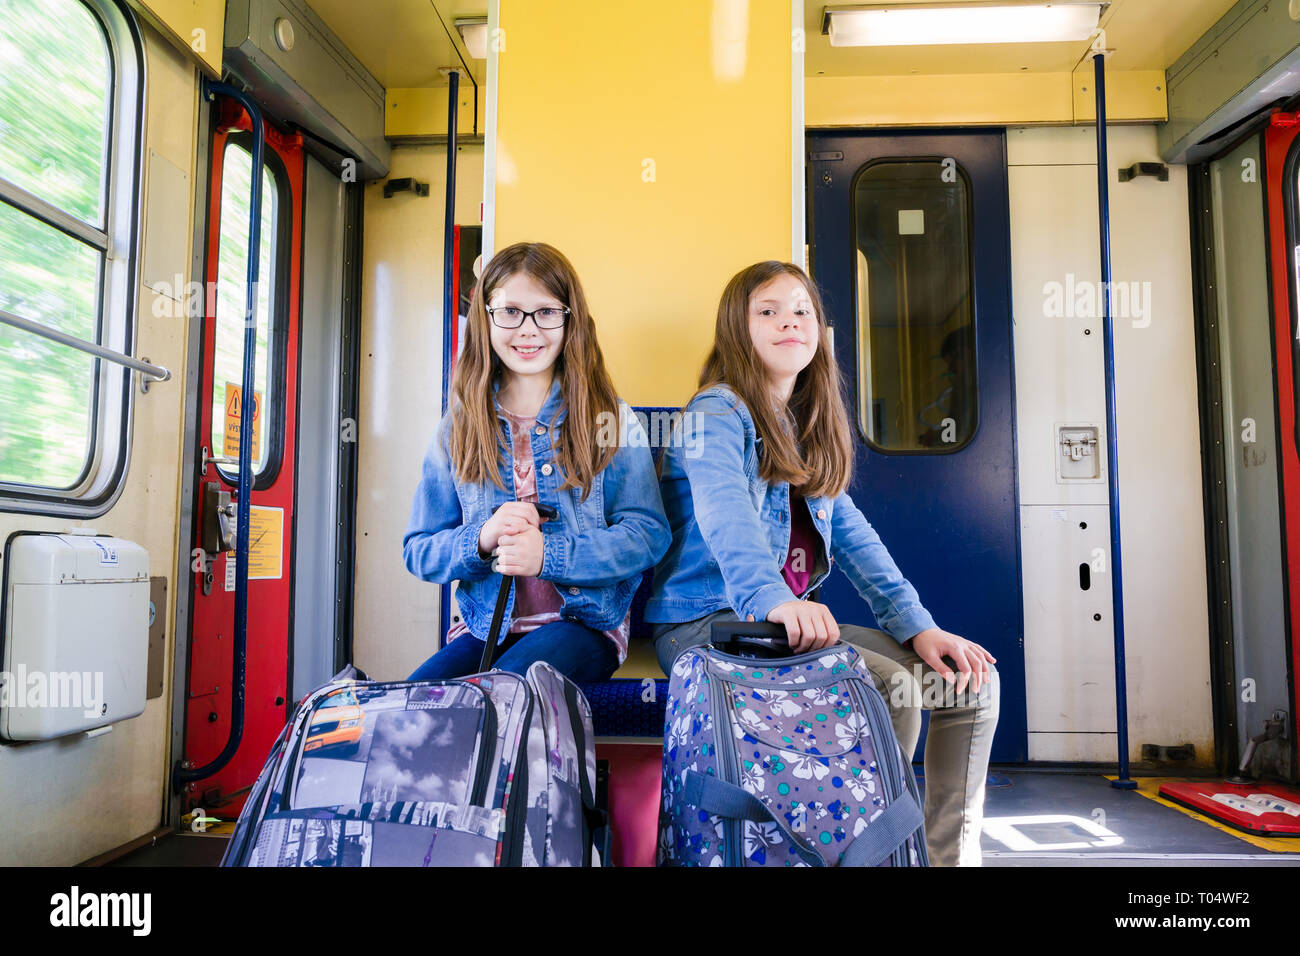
[223, 507, 284, 584]
[247, 506, 283, 580]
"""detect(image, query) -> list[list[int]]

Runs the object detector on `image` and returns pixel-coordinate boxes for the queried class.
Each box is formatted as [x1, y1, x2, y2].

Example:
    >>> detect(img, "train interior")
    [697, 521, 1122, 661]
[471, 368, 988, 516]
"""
[2, 0, 1300, 868]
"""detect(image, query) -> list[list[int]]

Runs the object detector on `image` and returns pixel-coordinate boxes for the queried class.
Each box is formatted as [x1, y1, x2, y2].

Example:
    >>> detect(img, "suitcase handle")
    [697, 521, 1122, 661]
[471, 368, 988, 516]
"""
[479, 502, 558, 673]
[710, 620, 795, 658]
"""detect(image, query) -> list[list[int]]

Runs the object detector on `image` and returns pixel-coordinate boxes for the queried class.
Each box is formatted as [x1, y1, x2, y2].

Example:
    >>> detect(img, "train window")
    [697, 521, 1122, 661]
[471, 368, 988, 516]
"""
[0, 0, 142, 511]
[851, 159, 977, 453]
[209, 140, 280, 479]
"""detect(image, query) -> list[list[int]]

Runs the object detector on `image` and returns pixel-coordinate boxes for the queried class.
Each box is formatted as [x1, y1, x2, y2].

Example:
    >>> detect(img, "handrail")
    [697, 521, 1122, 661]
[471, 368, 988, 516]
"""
[0, 306, 170, 382]
[1093, 48, 1137, 792]
[438, 70, 461, 648]
[173, 80, 264, 794]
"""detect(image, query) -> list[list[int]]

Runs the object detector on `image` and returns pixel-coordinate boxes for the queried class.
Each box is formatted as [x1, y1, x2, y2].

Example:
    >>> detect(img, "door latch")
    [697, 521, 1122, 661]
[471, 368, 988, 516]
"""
[1061, 436, 1097, 461]
[200, 482, 237, 595]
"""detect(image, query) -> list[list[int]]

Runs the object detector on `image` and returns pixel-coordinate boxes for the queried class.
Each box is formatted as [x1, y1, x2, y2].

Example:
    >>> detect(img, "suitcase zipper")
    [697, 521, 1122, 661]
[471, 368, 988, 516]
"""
[470, 686, 498, 807]
[705, 670, 742, 867]
[501, 686, 533, 866]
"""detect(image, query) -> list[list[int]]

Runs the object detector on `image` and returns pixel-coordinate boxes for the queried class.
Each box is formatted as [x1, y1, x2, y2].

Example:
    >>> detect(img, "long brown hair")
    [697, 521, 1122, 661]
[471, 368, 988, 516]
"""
[698, 261, 854, 499]
[448, 242, 619, 500]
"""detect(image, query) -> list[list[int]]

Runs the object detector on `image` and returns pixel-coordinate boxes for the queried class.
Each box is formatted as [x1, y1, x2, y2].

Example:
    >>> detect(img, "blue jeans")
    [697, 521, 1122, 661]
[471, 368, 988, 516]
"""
[408, 619, 620, 683]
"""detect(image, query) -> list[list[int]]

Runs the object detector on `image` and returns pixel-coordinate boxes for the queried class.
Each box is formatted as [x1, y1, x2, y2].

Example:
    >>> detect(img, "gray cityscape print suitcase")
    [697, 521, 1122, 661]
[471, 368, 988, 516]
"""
[221, 661, 602, 866]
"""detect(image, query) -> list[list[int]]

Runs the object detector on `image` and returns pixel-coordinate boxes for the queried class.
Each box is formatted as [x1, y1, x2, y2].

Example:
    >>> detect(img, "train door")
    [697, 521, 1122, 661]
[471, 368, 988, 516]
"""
[1191, 133, 1293, 780]
[808, 129, 1025, 762]
[179, 101, 304, 813]
[1260, 116, 1300, 780]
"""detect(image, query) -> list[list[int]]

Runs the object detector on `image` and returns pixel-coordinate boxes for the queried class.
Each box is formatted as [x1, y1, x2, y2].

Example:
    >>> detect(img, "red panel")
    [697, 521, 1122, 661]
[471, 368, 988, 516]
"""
[1158, 781, 1300, 836]
[181, 110, 305, 815]
[1263, 116, 1300, 768]
[451, 223, 461, 364]
[597, 742, 663, 867]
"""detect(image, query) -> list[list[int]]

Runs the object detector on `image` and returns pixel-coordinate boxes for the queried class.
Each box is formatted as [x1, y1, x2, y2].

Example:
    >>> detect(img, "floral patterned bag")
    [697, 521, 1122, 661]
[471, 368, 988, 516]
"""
[659, 628, 928, 867]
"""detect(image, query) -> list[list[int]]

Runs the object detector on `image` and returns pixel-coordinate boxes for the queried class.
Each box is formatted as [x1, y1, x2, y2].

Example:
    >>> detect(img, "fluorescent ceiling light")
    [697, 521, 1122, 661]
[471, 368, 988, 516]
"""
[456, 17, 488, 59]
[824, 2, 1103, 46]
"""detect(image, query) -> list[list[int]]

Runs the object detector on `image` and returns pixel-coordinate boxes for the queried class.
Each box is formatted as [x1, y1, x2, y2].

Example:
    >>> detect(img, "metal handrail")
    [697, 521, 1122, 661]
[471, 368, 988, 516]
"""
[1093, 47, 1137, 792]
[172, 79, 264, 795]
[0, 306, 171, 382]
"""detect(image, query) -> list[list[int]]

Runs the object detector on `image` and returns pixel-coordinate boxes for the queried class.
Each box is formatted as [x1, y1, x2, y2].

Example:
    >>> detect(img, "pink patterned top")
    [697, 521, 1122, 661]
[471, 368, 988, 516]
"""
[445, 406, 631, 664]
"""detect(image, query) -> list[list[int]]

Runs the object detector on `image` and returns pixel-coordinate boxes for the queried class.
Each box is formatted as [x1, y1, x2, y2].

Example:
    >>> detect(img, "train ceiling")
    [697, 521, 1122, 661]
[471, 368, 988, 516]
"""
[307, 0, 489, 89]
[306, 0, 1242, 90]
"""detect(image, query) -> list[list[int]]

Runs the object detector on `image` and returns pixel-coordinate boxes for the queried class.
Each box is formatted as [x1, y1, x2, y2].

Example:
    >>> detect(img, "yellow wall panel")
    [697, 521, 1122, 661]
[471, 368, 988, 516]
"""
[492, 0, 796, 405]
[386, 85, 485, 139]
[125, 0, 223, 76]
[1071, 69, 1168, 124]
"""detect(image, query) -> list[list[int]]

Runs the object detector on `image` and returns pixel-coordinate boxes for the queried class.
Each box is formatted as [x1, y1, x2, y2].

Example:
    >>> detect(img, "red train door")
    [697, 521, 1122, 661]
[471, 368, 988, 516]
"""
[180, 99, 304, 815]
[1264, 113, 1300, 783]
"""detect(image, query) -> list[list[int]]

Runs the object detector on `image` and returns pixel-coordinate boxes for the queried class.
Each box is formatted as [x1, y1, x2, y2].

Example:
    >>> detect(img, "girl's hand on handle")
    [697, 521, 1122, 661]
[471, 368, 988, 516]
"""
[766, 601, 840, 653]
[495, 525, 545, 577]
[478, 502, 542, 558]
[909, 628, 996, 696]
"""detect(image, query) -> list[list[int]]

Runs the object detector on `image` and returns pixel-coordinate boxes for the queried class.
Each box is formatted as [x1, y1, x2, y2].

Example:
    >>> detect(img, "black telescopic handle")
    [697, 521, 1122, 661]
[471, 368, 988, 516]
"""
[710, 620, 795, 658]
[478, 502, 558, 672]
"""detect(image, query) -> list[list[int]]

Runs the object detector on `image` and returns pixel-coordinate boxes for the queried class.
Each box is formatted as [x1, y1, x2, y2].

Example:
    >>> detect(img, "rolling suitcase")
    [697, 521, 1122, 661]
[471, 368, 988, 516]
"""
[223, 508, 606, 867]
[658, 621, 929, 867]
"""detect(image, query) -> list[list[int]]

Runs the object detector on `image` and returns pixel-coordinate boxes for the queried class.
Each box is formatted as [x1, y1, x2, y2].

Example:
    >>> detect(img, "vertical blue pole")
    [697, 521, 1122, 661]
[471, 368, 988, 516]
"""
[441, 69, 460, 413]
[1094, 51, 1137, 790]
[438, 72, 460, 651]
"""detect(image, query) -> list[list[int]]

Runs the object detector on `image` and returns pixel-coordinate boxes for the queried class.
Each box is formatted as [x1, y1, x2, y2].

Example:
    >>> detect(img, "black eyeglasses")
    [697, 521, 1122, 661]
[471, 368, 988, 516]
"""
[486, 306, 570, 329]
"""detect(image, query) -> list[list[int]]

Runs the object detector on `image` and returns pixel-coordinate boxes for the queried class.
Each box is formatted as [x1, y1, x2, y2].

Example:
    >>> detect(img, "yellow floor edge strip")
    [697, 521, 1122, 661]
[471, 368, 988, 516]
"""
[1106, 776, 1300, 853]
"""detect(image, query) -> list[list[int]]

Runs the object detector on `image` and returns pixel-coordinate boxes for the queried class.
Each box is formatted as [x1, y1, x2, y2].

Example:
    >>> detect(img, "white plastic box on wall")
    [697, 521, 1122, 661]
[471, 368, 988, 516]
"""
[0, 531, 150, 741]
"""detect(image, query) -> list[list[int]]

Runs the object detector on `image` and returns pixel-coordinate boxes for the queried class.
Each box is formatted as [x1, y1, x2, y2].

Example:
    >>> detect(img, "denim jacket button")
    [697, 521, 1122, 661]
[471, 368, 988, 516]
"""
[534, 426, 545, 435]
[540, 463, 553, 476]
[568, 586, 580, 596]
[817, 508, 826, 520]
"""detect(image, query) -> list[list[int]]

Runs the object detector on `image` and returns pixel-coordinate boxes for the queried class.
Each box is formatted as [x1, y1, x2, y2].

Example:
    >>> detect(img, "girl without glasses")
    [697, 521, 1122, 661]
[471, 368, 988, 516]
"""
[645, 260, 999, 866]
[403, 242, 670, 682]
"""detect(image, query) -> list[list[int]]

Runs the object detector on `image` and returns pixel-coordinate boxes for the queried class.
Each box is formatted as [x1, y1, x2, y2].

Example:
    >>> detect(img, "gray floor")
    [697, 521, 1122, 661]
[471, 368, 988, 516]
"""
[107, 771, 1300, 866]
[976, 772, 1300, 867]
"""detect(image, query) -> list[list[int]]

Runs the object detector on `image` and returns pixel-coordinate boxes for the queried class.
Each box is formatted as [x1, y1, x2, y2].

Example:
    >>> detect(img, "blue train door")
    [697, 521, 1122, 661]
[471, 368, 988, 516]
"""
[808, 129, 1025, 762]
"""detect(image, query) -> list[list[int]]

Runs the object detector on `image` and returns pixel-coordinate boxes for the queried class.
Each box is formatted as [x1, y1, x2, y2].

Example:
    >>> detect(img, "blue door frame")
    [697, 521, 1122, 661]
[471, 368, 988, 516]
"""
[808, 128, 1026, 763]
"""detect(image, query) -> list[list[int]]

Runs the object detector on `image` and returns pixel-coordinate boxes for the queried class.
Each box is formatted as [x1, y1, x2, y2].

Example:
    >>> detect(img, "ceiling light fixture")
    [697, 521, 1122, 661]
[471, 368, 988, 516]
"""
[455, 17, 488, 59]
[822, 2, 1104, 47]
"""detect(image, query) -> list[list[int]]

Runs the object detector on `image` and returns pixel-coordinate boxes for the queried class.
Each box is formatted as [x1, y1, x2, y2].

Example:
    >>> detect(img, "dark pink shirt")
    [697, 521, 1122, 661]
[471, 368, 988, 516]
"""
[782, 494, 819, 597]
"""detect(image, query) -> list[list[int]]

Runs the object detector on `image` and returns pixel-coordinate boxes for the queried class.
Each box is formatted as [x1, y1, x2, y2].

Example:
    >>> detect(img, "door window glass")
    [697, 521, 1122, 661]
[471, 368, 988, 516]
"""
[209, 139, 278, 477]
[852, 159, 977, 452]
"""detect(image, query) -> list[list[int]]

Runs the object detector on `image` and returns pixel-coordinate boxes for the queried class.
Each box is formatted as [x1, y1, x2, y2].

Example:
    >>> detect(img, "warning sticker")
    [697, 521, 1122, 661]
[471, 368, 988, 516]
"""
[223, 383, 262, 462]
[246, 506, 283, 580]
[223, 506, 284, 584]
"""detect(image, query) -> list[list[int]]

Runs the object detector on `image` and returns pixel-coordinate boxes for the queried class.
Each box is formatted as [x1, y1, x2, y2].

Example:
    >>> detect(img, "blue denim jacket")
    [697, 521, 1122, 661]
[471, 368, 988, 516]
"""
[644, 384, 937, 643]
[403, 378, 671, 641]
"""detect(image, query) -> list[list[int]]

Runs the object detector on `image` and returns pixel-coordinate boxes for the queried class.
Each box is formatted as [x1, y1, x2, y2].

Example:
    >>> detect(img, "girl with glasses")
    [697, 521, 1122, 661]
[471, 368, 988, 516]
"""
[403, 242, 670, 682]
[645, 260, 999, 866]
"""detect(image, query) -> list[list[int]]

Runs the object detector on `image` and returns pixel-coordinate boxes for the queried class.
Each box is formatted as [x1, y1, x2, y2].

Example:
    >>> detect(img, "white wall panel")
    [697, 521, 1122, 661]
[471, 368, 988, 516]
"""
[1009, 125, 1212, 764]
[354, 144, 484, 681]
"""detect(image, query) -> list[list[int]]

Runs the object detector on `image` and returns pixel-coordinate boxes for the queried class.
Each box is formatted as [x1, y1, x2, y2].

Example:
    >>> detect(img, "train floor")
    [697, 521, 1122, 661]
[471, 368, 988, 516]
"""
[105, 770, 1300, 867]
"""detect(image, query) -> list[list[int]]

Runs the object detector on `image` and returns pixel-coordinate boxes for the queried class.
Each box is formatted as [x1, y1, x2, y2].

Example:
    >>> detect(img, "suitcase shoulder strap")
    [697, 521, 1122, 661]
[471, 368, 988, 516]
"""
[682, 769, 923, 867]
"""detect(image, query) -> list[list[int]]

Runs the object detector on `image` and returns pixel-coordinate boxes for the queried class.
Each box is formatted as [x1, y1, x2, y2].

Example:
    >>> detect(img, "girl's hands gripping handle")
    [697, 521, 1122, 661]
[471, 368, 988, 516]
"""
[479, 503, 557, 673]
